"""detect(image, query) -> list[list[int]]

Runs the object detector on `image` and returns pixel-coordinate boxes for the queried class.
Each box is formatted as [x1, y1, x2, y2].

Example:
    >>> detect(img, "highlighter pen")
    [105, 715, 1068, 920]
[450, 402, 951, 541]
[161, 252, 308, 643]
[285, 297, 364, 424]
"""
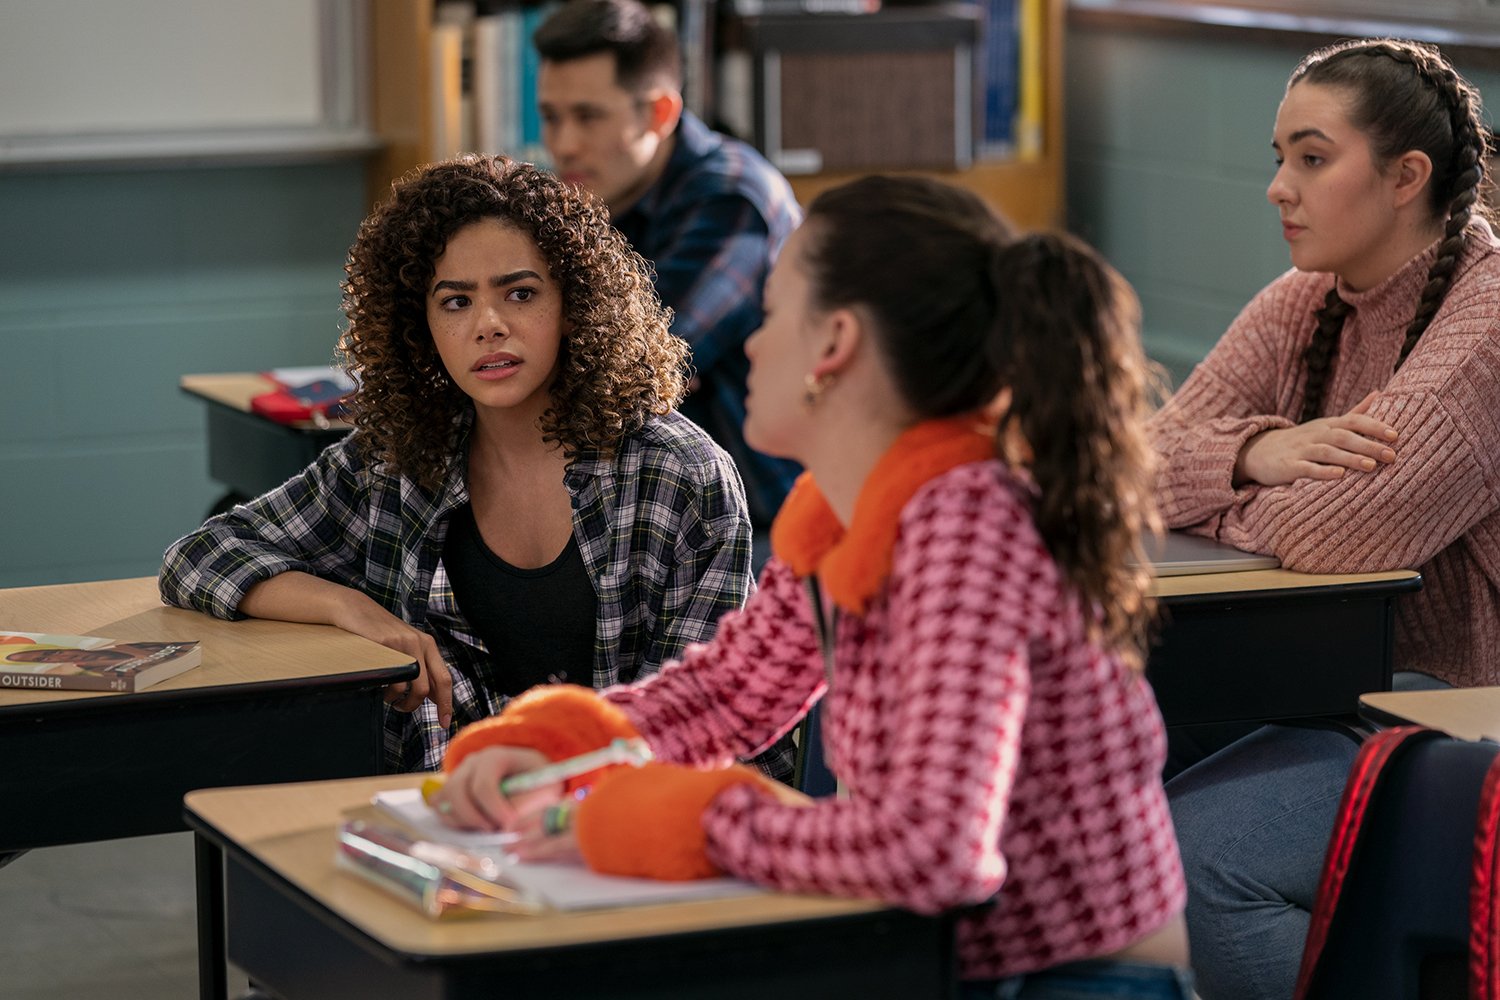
[420, 737, 654, 804]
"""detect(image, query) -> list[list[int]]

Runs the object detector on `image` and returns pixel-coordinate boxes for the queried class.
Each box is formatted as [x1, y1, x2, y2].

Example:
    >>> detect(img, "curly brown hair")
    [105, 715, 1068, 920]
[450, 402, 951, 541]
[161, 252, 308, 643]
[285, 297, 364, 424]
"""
[803, 177, 1161, 669]
[338, 154, 688, 491]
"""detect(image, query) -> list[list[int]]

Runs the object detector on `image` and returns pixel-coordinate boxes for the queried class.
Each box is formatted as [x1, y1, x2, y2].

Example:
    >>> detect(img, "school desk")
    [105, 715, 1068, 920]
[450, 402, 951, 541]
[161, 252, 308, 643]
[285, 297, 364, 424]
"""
[1148, 568, 1422, 726]
[184, 774, 955, 1000]
[180, 373, 351, 513]
[0, 576, 415, 852]
[0, 577, 417, 999]
[1360, 687, 1500, 742]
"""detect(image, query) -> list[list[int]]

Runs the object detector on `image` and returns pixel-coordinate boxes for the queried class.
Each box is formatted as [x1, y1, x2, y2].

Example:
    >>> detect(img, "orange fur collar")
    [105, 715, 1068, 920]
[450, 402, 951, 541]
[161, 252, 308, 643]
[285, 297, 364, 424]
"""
[769, 417, 994, 614]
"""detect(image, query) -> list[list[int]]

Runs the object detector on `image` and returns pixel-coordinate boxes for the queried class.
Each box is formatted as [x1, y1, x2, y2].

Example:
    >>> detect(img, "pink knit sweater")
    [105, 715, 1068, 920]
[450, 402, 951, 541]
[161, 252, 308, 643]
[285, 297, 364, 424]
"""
[1149, 224, 1500, 688]
[604, 462, 1185, 981]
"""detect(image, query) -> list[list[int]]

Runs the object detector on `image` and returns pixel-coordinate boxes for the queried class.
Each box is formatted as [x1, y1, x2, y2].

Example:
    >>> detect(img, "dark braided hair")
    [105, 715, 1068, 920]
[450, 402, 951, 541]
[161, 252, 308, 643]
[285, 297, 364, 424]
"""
[1299, 287, 1355, 423]
[1290, 39, 1493, 423]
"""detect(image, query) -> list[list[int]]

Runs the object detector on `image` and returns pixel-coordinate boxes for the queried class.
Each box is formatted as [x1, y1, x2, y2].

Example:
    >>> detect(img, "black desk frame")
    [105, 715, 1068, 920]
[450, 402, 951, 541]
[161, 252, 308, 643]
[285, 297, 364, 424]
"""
[0, 666, 415, 1000]
[1149, 575, 1423, 727]
[193, 393, 347, 511]
[183, 806, 956, 1000]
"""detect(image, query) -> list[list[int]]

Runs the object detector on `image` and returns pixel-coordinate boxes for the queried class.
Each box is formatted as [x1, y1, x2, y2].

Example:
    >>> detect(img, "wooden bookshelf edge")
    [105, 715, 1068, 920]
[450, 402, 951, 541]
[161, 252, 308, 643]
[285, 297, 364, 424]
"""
[787, 155, 1064, 231]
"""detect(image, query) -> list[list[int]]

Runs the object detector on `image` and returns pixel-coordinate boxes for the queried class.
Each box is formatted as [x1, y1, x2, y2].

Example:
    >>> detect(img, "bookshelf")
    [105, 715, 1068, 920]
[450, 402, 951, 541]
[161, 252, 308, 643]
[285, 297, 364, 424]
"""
[369, 0, 437, 206]
[366, 0, 1065, 229]
[784, 0, 1064, 230]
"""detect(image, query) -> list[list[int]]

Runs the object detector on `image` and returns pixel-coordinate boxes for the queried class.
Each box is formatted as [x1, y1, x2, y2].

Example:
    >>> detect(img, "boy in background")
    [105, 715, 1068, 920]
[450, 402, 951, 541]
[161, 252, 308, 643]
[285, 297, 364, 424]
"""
[534, 0, 803, 537]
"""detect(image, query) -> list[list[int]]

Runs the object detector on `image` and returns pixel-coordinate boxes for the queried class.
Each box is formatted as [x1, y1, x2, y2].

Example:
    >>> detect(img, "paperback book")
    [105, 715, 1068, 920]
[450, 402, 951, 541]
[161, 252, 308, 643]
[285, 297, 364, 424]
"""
[0, 632, 201, 692]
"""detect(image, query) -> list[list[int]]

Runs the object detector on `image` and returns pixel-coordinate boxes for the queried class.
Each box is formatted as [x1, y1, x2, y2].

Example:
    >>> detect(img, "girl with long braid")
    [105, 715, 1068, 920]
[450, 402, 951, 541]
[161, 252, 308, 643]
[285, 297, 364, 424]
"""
[1148, 39, 1500, 1000]
[432, 176, 1195, 998]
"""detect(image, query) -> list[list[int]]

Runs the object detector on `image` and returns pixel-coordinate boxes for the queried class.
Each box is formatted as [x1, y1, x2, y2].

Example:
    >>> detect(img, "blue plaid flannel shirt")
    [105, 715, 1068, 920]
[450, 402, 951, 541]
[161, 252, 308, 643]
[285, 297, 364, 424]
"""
[614, 112, 804, 527]
[160, 411, 793, 779]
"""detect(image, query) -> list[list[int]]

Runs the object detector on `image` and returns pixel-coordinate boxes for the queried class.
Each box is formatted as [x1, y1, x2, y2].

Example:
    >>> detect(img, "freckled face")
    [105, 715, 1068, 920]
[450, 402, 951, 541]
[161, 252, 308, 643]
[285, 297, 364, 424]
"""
[426, 219, 566, 424]
[1266, 82, 1408, 291]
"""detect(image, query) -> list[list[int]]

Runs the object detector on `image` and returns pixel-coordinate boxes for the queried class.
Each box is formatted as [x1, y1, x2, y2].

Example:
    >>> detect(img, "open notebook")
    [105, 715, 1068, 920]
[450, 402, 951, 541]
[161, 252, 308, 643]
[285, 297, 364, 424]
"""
[1141, 532, 1280, 577]
[370, 787, 763, 911]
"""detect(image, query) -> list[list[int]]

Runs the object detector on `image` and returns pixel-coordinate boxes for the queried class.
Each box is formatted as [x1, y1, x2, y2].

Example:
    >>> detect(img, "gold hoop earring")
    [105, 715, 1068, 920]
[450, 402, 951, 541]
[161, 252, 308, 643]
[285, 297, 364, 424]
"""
[802, 372, 834, 408]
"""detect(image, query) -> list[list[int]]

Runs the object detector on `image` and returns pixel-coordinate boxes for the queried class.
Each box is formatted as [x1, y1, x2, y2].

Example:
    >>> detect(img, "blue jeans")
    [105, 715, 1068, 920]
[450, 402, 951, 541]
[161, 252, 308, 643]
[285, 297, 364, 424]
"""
[960, 959, 1195, 999]
[1167, 671, 1450, 1000]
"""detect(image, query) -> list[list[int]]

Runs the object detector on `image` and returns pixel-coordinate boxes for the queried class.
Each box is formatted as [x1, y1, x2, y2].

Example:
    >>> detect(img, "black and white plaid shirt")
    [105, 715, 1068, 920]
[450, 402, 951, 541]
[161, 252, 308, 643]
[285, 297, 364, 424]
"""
[160, 411, 792, 777]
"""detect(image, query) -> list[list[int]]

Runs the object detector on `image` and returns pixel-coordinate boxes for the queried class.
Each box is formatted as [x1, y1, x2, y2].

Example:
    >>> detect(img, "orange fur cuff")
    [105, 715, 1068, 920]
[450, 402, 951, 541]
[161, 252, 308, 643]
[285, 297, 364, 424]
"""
[769, 416, 995, 613]
[575, 763, 774, 880]
[443, 684, 640, 794]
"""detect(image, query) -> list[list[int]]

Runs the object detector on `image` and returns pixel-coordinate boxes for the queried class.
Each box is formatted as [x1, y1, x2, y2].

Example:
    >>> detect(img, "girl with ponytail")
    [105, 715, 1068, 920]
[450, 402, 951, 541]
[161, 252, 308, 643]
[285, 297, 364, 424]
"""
[1148, 39, 1500, 1000]
[431, 175, 1193, 998]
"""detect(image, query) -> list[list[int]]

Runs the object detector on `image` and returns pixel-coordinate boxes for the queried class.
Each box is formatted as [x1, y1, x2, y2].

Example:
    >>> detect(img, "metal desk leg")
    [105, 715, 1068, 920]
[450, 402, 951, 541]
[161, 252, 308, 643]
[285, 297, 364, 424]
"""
[195, 833, 228, 1000]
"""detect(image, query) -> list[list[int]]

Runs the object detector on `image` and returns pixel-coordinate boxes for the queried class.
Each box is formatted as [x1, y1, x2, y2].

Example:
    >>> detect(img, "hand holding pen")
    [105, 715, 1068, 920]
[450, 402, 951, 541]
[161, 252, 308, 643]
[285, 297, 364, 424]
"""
[427, 738, 653, 837]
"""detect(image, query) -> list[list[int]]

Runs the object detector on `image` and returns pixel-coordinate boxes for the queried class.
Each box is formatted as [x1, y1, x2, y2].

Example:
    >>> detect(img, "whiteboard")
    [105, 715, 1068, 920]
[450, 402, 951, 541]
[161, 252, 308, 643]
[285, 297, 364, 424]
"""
[0, 0, 373, 166]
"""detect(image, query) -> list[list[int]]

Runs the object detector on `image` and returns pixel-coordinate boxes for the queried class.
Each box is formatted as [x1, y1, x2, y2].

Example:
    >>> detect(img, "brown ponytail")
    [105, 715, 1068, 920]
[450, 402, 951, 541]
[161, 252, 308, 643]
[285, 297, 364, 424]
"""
[1291, 39, 1493, 420]
[802, 177, 1160, 666]
[989, 234, 1162, 668]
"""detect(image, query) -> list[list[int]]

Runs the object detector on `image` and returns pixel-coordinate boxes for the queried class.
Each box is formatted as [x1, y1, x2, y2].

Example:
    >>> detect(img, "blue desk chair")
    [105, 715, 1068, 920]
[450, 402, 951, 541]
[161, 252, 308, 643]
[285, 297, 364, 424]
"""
[1294, 727, 1500, 1000]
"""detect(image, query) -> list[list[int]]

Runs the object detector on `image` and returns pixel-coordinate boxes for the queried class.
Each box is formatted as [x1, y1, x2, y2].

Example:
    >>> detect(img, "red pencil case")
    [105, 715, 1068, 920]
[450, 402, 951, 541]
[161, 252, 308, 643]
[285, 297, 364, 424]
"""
[250, 375, 351, 425]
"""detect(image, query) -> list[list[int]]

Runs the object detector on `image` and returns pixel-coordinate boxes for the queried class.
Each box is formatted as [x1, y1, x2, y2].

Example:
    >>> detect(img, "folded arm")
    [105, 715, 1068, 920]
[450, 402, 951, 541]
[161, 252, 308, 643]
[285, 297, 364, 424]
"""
[1214, 390, 1499, 573]
[1149, 289, 1306, 528]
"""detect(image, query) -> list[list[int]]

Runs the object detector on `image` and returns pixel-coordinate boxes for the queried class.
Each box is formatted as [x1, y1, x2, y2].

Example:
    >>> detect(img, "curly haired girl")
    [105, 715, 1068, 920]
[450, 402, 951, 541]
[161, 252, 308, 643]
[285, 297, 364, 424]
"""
[161, 155, 776, 775]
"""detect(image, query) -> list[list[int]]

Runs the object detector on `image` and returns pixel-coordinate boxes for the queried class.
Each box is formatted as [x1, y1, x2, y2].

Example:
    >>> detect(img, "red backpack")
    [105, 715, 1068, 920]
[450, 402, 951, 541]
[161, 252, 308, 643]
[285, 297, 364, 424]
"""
[1295, 726, 1500, 1000]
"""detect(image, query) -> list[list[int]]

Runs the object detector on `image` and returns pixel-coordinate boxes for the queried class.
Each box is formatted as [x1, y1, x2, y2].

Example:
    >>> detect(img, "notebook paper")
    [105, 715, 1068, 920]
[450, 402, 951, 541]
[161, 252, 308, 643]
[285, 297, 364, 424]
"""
[371, 788, 763, 911]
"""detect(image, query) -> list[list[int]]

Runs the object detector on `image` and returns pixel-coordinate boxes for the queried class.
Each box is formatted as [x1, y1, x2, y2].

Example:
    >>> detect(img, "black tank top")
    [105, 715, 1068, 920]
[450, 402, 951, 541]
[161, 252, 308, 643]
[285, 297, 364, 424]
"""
[443, 503, 597, 698]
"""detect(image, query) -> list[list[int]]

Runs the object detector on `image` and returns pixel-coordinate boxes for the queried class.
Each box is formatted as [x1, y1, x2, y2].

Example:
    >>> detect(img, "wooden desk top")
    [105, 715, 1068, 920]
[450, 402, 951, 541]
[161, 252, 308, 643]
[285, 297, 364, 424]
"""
[186, 774, 892, 959]
[180, 372, 353, 431]
[1150, 567, 1420, 600]
[181, 372, 282, 412]
[0, 577, 414, 709]
[1360, 688, 1500, 743]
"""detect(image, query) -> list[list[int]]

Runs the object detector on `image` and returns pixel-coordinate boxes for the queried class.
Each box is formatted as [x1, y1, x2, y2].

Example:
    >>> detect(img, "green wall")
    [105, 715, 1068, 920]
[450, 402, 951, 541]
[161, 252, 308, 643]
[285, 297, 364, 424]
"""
[0, 162, 369, 589]
[1064, 23, 1500, 388]
[10, 24, 1498, 589]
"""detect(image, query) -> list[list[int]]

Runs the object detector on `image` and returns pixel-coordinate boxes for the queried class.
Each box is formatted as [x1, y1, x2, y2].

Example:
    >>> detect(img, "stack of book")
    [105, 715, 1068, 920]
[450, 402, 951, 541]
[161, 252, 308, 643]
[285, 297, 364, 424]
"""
[429, 1, 562, 164]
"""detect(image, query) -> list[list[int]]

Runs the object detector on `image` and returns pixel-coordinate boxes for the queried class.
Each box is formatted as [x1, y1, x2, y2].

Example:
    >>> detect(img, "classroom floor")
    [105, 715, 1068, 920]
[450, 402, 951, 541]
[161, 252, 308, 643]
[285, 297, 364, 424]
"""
[0, 832, 251, 1000]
